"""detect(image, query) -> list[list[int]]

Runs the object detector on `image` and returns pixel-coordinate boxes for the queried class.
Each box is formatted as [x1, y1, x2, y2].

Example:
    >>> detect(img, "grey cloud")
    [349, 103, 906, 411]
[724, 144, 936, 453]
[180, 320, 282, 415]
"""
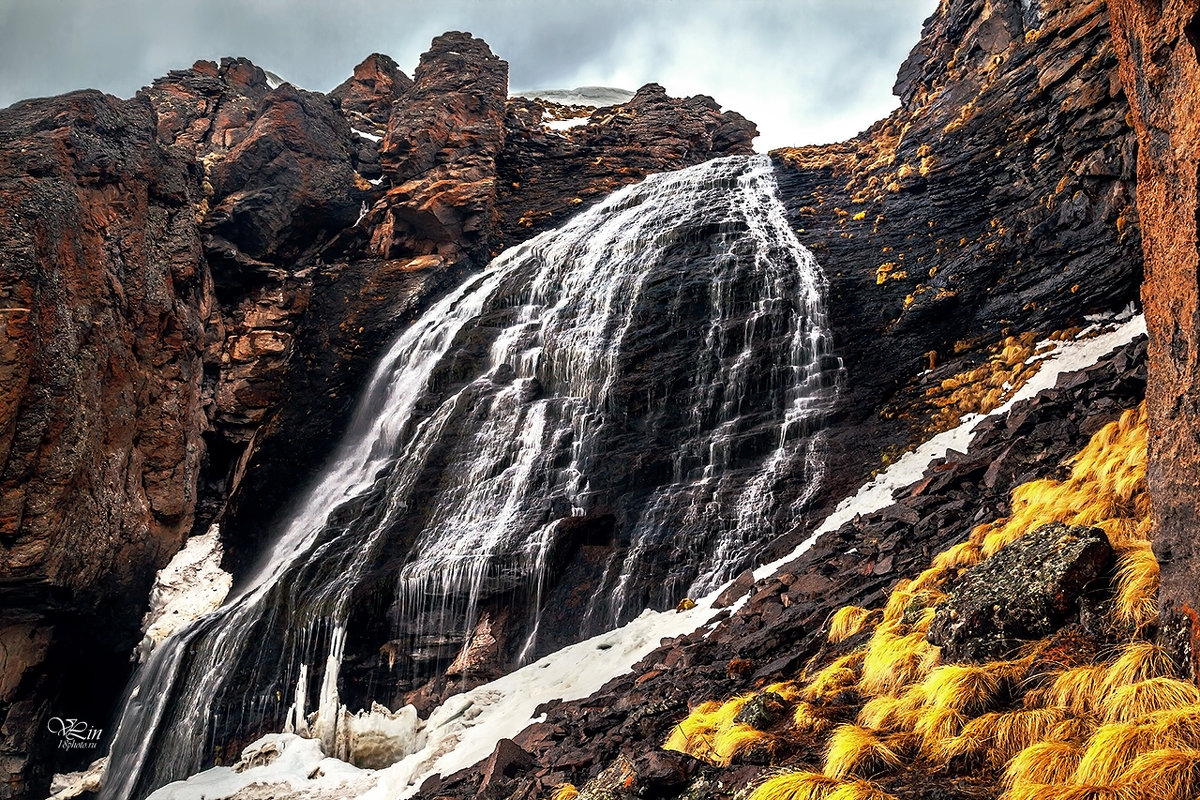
[0, 0, 937, 150]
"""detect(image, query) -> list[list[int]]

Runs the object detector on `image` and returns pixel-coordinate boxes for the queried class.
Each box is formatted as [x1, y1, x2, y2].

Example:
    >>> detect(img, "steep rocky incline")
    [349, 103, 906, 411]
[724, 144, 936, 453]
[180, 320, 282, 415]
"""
[424, 336, 1148, 800]
[767, 0, 1142, 544]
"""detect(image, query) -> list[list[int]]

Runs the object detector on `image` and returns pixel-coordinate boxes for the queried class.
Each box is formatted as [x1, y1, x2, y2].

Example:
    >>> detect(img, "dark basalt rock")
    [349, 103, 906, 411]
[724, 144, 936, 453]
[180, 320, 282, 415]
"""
[772, 0, 1142, 537]
[733, 691, 787, 730]
[927, 522, 1113, 662]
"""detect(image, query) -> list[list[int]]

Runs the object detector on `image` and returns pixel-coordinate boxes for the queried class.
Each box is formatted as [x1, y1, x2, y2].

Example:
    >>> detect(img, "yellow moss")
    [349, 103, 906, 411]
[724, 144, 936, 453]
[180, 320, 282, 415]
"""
[829, 606, 876, 644]
[748, 771, 841, 800]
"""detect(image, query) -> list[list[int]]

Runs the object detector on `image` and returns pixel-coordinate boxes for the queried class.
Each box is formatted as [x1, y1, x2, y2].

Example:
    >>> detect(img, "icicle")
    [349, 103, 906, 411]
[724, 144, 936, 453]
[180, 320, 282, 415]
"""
[314, 626, 346, 757]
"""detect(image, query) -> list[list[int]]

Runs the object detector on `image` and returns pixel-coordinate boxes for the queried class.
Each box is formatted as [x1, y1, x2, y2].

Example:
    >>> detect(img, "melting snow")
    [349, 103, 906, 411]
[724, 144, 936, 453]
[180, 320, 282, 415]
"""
[136, 313, 1146, 800]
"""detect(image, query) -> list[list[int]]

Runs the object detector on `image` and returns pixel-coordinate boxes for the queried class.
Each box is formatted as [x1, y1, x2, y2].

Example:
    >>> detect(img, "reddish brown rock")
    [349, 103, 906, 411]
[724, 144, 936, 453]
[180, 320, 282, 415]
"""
[330, 52, 413, 125]
[495, 84, 757, 247]
[1106, 0, 1200, 676]
[0, 90, 209, 796]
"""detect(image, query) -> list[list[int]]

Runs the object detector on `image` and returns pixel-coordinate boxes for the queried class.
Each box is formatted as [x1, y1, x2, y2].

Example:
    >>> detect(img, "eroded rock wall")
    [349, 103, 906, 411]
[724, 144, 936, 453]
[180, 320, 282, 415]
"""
[1106, 0, 1200, 677]
[0, 90, 209, 796]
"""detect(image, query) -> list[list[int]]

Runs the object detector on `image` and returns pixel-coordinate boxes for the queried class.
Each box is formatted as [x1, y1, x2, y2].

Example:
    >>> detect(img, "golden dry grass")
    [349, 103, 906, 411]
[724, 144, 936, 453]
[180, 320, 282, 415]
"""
[824, 724, 906, 780]
[747, 771, 842, 800]
[829, 606, 877, 644]
[663, 402, 1197, 800]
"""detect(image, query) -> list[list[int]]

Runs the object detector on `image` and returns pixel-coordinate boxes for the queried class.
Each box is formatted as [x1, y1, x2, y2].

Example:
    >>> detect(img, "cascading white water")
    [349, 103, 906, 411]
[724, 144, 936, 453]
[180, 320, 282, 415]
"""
[99, 153, 840, 800]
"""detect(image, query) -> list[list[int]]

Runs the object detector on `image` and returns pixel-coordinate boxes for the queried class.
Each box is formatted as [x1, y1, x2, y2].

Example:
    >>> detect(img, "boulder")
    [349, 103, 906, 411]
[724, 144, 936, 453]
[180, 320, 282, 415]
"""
[927, 523, 1113, 662]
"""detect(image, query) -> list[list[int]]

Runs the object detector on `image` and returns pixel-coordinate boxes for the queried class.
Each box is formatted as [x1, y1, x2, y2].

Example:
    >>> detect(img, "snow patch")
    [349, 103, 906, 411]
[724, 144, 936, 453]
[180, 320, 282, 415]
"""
[137, 527, 231, 662]
[545, 117, 590, 131]
[145, 735, 365, 800]
[351, 127, 382, 143]
[513, 86, 635, 107]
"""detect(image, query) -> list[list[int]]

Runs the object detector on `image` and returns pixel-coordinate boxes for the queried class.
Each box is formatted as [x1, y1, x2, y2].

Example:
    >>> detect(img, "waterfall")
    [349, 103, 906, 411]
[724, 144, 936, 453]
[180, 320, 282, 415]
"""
[98, 153, 840, 799]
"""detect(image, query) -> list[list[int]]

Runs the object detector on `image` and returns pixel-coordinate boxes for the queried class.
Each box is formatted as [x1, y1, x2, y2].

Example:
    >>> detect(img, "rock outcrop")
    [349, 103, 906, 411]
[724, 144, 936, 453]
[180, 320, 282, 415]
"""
[1105, 0, 1200, 679]
[927, 522, 1113, 662]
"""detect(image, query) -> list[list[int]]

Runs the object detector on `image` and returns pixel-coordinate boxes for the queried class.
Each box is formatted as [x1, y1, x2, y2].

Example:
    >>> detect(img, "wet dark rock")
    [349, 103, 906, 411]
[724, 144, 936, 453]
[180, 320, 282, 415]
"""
[713, 569, 755, 609]
[928, 522, 1113, 662]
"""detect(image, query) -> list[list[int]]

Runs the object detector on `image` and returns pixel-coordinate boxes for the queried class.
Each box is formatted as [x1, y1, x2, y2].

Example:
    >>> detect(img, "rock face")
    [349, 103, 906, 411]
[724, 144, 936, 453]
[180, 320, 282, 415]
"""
[330, 53, 412, 125]
[772, 0, 1142, 523]
[1105, 0, 1200, 679]
[0, 90, 209, 796]
[927, 522, 1113, 662]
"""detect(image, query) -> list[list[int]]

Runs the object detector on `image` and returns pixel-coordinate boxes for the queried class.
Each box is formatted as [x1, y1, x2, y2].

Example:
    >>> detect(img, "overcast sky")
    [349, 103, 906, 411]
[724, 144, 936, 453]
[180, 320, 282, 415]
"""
[0, 1, 937, 151]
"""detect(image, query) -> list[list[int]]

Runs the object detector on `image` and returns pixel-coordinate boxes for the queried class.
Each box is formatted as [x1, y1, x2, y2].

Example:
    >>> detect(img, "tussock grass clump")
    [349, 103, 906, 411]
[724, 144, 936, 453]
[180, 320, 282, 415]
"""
[549, 784, 579, 800]
[824, 724, 906, 779]
[923, 332, 1042, 433]
[1100, 679, 1200, 724]
[1004, 741, 1083, 786]
[1119, 748, 1200, 800]
[825, 779, 898, 800]
[746, 771, 843, 800]
[1112, 540, 1159, 630]
[829, 606, 877, 644]
[664, 693, 780, 765]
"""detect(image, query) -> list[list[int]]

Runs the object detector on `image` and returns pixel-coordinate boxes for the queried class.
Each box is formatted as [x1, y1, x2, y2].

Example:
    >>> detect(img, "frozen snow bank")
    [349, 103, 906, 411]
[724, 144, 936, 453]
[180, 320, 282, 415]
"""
[145, 735, 365, 800]
[137, 527, 231, 662]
